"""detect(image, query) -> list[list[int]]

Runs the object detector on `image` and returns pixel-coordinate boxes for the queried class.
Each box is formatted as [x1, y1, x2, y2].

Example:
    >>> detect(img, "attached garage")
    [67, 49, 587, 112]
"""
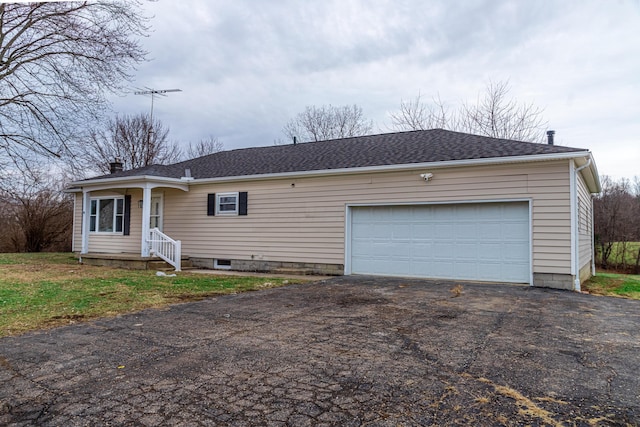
[348, 202, 531, 283]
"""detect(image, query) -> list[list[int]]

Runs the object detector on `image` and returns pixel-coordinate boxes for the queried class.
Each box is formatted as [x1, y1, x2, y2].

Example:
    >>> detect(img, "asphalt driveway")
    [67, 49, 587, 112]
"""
[1, 276, 638, 426]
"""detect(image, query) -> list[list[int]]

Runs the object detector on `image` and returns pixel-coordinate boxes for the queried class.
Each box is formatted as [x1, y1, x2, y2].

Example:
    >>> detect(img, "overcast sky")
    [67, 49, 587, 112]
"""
[110, 0, 640, 180]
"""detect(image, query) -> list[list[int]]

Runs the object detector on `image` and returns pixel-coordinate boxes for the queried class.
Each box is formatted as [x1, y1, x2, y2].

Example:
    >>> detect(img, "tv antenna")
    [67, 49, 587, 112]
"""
[134, 88, 182, 123]
[134, 88, 182, 145]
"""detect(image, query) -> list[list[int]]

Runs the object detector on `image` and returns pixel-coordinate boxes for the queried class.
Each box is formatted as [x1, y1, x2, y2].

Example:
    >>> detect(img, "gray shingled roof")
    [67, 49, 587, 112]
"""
[89, 129, 587, 181]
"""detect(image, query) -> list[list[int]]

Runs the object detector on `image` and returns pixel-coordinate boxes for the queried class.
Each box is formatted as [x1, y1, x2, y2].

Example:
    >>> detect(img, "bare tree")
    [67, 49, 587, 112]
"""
[184, 136, 224, 159]
[0, 168, 72, 253]
[633, 176, 640, 198]
[283, 104, 373, 142]
[388, 93, 450, 131]
[593, 176, 639, 270]
[78, 113, 181, 175]
[0, 1, 149, 165]
[388, 81, 547, 143]
[458, 81, 547, 143]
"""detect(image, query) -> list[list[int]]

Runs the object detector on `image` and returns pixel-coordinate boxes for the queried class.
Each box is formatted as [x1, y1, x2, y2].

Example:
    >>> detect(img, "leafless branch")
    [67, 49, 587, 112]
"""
[0, 1, 149, 166]
[184, 135, 224, 159]
[76, 113, 181, 176]
[283, 104, 373, 142]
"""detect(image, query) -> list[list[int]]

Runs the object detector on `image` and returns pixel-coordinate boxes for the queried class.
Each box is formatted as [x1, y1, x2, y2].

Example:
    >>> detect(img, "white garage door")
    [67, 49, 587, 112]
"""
[350, 202, 530, 283]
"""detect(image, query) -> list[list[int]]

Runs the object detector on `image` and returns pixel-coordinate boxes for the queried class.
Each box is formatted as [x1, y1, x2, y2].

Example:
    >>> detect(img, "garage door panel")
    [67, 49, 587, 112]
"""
[503, 243, 529, 259]
[351, 202, 530, 283]
[456, 223, 478, 238]
[503, 222, 529, 236]
[393, 224, 412, 239]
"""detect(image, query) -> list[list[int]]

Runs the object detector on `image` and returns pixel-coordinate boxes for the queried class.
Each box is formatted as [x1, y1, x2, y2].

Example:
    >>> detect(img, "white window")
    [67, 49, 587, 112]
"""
[216, 192, 239, 215]
[150, 195, 162, 230]
[90, 197, 124, 233]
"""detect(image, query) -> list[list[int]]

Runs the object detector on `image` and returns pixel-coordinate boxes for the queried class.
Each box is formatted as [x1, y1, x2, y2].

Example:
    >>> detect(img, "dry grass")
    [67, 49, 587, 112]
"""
[0, 253, 306, 337]
[477, 377, 564, 427]
[450, 284, 464, 297]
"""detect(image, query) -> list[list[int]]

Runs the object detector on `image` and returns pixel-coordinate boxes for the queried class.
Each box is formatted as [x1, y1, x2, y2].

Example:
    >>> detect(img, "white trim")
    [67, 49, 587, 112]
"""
[141, 187, 152, 257]
[591, 195, 596, 277]
[569, 160, 577, 281]
[344, 198, 533, 285]
[150, 193, 164, 231]
[71, 174, 189, 187]
[529, 200, 534, 287]
[344, 205, 353, 275]
[190, 151, 594, 185]
[214, 259, 232, 270]
[68, 176, 189, 193]
[573, 158, 593, 292]
[88, 196, 125, 234]
[71, 194, 77, 252]
[215, 192, 239, 215]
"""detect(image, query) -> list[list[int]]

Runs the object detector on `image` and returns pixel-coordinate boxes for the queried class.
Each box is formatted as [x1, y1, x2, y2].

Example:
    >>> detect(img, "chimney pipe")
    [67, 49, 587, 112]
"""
[109, 157, 123, 174]
[547, 130, 555, 145]
[293, 136, 297, 145]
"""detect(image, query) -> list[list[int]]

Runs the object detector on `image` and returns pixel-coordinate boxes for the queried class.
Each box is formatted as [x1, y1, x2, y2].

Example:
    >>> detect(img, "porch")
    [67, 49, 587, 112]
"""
[77, 253, 193, 271]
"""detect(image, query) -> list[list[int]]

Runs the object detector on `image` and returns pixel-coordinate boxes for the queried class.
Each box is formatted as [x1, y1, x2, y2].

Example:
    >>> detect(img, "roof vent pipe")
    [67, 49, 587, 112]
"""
[547, 130, 555, 145]
[293, 136, 297, 145]
[109, 157, 123, 174]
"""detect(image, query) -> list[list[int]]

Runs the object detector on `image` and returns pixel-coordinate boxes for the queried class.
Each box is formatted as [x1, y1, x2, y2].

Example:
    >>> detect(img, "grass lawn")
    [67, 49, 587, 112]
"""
[0, 253, 307, 337]
[583, 271, 640, 300]
[596, 241, 640, 268]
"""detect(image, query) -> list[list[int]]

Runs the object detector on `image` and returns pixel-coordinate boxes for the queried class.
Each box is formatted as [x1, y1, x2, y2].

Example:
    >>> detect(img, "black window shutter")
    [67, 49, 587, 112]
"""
[239, 192, 248, 216]
[207, 193, 216, 216]
[123, 195, 131, 235]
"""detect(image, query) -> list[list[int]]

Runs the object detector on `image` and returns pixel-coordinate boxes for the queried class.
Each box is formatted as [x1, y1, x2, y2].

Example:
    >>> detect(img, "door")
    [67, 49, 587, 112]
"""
[150, 195, 163, 231]
[349, 202, 530, 283]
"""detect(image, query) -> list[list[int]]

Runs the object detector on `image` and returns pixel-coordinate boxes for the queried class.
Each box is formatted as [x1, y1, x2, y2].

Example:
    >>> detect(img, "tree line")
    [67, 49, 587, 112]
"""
[594, 176, 640, 273]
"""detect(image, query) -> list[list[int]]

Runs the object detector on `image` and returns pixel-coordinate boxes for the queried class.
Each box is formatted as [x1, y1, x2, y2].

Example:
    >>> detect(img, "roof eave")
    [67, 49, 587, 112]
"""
[67, 175, 190, 192]
[574, 153, 602, 194]
[188, 151, 595, 185]
[66, 151, 598, 190]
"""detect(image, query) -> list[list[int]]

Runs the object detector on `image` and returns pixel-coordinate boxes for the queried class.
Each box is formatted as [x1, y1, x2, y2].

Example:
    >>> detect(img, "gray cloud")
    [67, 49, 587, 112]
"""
[109, 0, 640, 179]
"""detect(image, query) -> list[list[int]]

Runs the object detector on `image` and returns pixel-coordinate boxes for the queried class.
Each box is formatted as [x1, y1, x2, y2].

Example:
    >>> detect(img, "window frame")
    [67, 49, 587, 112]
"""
[89, 196, 125, 234]
[215, 192, 239, 216]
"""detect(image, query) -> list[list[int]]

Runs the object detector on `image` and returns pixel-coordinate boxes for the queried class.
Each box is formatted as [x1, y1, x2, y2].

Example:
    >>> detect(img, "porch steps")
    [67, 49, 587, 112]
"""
[148, 256, 193, 272]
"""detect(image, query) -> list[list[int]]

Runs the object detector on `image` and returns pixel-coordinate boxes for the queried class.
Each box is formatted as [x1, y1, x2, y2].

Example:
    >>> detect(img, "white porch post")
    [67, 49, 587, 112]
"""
[141, 186, 152, 257]
[81, 190, 91, 254]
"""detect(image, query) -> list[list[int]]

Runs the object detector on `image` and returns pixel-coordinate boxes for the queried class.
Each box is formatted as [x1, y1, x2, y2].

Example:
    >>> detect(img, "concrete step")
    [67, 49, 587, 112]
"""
[148, 257, 193, 271]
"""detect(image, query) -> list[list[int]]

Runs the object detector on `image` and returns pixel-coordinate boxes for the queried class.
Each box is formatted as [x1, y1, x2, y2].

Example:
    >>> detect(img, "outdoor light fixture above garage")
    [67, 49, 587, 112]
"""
[419, 172, 434, 181]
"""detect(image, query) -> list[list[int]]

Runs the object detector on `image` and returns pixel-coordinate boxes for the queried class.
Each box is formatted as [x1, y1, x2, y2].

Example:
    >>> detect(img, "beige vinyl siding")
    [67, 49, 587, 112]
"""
[72, 193, 83, 252]
[576, 170, 594, 272]
[74, 189, 145, 254]
[157, 159, 572, 275]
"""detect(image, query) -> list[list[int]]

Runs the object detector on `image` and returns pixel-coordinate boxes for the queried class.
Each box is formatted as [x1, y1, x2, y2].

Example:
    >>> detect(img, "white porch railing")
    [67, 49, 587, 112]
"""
[148, 228, 182, 271]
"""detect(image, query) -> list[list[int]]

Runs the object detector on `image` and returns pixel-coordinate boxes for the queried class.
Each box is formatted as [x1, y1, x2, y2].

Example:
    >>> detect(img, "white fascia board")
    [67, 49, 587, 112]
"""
[189, 151, 594, 185]
[69, 175, 189, 192]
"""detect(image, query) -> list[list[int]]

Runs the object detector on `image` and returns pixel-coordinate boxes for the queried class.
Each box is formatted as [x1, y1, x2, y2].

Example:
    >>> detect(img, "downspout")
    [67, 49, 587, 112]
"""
[591, 194, 596, 277]
[573, 157, 592, 292]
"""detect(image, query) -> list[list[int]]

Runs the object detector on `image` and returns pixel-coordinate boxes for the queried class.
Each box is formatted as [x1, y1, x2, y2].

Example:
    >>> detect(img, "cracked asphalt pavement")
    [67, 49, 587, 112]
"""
[1, 276, 639, 426]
